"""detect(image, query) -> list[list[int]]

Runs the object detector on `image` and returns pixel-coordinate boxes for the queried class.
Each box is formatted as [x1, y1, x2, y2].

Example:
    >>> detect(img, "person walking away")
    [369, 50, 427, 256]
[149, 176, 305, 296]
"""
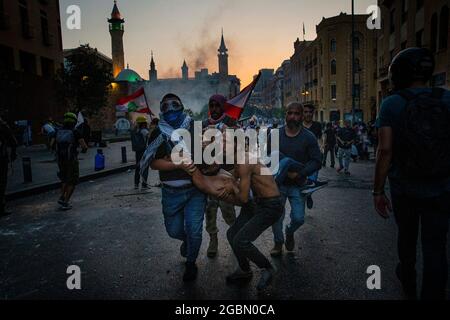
[56, 113, 88, 211]
[336, 120, 356, 175]
[132, 116, 150, 190]
[0, 114, 17, 217]
[322, 123, 336, 168]
[374, 48, 450, 300]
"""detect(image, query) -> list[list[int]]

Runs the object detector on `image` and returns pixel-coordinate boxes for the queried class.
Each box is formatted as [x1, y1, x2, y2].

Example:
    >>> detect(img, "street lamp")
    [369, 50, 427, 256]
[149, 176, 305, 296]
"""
[351, 0, 356, 124]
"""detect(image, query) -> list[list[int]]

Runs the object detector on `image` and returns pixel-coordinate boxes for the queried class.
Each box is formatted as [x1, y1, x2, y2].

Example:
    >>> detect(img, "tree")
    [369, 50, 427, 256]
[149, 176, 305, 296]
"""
[56, 44, 113, 117]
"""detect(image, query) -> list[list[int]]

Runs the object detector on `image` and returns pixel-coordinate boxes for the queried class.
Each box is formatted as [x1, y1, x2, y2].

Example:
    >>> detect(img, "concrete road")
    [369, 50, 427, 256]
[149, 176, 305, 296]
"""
[0, 161, 448, 300]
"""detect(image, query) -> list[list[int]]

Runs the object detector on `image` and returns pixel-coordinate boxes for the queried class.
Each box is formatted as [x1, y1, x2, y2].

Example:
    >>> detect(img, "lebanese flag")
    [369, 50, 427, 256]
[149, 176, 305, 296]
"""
[224, 72, 261, 120]
[116, 88, 153, 115]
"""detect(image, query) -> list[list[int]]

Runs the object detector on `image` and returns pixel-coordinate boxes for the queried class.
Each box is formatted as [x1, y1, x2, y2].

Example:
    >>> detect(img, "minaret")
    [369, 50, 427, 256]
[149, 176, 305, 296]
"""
[218, 29, 229, 79]
[149, 51, 158, 82]
[182, 60, 188, 80]
[108, 0, 125, 78]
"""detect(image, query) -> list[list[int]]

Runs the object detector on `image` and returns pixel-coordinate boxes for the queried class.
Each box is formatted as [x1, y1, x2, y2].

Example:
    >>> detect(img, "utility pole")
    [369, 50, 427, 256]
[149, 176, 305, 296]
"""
[351, 0, 356, 124]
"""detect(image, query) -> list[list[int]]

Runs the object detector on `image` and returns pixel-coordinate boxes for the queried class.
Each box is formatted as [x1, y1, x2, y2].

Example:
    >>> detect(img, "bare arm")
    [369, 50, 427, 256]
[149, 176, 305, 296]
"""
[150, 158, 179, 171]
[78, 138, 88, 152]
[236, 165, 252, 205]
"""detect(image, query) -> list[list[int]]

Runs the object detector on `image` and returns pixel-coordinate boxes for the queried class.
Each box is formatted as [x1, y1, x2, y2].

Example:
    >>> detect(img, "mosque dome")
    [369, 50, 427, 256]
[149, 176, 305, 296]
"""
[115, 68, 143, 82]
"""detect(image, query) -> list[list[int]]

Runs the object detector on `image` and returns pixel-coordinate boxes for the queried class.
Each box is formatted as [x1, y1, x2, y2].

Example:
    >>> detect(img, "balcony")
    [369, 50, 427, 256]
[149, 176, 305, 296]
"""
[0, 12, 10, 30]
[22, 23, 35, 39]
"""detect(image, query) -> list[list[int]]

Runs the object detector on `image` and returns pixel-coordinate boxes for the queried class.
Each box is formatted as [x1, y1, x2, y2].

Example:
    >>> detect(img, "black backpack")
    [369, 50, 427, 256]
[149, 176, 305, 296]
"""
[56, 129, 76, 161]
[131, 129, 147, 152]
[395, 88, 450, 179]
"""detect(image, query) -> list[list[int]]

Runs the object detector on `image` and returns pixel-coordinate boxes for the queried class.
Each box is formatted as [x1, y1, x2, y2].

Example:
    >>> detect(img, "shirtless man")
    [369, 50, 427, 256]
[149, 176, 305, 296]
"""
[182, 158, 283, 291]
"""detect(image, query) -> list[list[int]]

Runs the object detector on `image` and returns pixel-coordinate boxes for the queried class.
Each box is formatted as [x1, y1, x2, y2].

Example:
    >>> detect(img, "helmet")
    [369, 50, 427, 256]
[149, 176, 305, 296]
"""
[64, 112, 78, 123]
[389, 47, 435, 90]
[136, 116, 148, 124]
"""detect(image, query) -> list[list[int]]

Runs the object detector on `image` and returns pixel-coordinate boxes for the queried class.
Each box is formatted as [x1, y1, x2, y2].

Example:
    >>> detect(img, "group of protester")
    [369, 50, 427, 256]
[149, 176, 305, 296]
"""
[0, 47, 448, 299]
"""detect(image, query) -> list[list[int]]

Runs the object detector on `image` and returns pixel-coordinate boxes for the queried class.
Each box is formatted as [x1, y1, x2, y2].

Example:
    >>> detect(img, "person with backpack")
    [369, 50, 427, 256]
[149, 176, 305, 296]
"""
[132, 116, 150, 190]
[56, 112, 88, 211]
[0, 113, 17, 218]
[374, 48, 450, 300]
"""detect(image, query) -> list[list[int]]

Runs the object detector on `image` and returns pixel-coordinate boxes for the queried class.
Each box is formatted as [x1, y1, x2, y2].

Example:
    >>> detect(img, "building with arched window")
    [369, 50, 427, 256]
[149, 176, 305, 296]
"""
[377, 0, 450, 112]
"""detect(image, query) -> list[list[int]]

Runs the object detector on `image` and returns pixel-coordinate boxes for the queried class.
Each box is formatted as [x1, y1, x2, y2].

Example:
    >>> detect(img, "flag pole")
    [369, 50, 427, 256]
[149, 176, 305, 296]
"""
[142, 87, 153, 120]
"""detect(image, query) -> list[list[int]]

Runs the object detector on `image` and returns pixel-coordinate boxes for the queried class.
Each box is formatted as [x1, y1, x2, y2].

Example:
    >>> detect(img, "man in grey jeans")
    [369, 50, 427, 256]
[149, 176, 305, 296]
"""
[336, 120, 356, 176]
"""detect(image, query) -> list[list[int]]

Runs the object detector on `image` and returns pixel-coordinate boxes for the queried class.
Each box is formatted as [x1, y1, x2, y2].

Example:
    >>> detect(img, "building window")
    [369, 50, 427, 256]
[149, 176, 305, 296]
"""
[401, 0, 409, 23]
[354, 58, 361, 72]
[439, 6, 449, 50]
[331, 84, 337, 100]
[416, 29, 424, 47]
[19, 0, 31, 38]
[19, 50, 36, 74]
[431, 13, 438, 52]
[331, 59, 337, 75]
[416, 0, 424, 11]
[41, 10, 50, 46]
[390, 9, 396, 34]
[353, 36, 360, 50]
[331, 39, 337, 53]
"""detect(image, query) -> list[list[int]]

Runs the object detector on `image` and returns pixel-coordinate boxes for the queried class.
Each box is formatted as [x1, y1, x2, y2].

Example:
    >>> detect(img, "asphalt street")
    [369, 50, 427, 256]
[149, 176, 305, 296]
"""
[1, 160, 449, 300]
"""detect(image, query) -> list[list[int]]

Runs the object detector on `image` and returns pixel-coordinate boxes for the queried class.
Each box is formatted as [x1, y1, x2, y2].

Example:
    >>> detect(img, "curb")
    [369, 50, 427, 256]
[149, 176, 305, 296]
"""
[6, 164, 136, 201]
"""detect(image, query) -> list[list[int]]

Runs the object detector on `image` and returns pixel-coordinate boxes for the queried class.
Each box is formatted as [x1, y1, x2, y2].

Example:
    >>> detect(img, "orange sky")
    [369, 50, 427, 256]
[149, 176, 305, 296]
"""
[61, 0, 376, 86]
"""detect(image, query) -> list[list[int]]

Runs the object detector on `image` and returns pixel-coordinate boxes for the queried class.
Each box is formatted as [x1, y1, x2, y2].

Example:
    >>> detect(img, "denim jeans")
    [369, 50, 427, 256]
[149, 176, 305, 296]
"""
[392, 192, 450, 300]
[338, 147, 352, 171]
[161, 185, 207, 263]
[271, 184, 306, 244]
[227, 197, 283, 271]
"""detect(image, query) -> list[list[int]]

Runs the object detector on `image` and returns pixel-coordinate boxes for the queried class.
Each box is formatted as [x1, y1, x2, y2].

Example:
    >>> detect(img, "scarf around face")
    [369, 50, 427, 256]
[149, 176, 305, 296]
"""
[139, 113, 192, 177]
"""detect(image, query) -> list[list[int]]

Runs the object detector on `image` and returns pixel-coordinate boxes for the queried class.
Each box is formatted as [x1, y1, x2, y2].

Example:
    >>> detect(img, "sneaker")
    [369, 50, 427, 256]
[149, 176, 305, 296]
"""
[306, 195, 314, 209]
[226, 268, 253, 283]
[313, 180, 328, 188]
[344, 171, 351, 176]
[180, 241, 187, 258]
[60, 202, 73, 211]
[141, 184, 149, 190]
[285, 232, 295, 252]
[336, 167, 343, 173]
[183, 262, 198, 282]
[299, 181, 315, 191]
[270, 243, 283, 257]
[58, 197, 65, 205]
[256, 268, 275, 291]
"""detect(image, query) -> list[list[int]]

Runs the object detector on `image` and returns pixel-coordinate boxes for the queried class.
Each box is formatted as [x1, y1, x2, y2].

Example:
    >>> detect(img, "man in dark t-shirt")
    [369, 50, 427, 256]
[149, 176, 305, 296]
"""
[336, 120, 356, 175]
[323, 123, 336, 168]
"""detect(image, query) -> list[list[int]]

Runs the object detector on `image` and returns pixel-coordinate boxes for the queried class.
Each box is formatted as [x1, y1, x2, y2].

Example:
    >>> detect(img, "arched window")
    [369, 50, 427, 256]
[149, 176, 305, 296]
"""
[439, 6, 449, 50]
[331, 39, 337, 53]
[331, 59, 337, 75]
[354, 58, 361, 72]
[431, 13, 438, 52]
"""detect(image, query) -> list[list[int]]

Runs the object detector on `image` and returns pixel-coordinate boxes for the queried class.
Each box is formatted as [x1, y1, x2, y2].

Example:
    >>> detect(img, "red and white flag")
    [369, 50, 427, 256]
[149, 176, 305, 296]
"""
[116, 88, 154, 115]
[224, 72, 261, 120]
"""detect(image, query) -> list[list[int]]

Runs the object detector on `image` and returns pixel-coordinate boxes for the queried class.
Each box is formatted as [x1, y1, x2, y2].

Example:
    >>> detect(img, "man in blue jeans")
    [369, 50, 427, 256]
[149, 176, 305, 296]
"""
[146, 93, 207, 282]
[270, 102, 322, 256]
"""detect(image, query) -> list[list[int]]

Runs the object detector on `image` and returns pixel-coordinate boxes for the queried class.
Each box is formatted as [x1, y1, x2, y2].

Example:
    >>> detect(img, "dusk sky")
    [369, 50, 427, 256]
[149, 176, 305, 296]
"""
[60, 0, 376, 85]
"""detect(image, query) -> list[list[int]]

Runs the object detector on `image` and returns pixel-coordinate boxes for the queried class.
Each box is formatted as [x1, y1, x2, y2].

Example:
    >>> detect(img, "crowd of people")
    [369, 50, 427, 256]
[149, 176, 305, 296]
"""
[0, 47, 448, 299]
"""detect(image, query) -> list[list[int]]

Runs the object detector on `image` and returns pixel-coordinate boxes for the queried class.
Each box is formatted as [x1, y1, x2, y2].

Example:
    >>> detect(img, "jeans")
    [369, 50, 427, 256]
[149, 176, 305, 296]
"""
[161, 185, 207, 263]
[227, 197, 283, 271]
[272, 184, 306, 244]
[274, 153, 305, 185]
[205, 196, 236, 235]
[391, 192, 450, 300]
[135, 151, 149, 186]
[323, 144, 336, 167]
[338, 147, 352, 171]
